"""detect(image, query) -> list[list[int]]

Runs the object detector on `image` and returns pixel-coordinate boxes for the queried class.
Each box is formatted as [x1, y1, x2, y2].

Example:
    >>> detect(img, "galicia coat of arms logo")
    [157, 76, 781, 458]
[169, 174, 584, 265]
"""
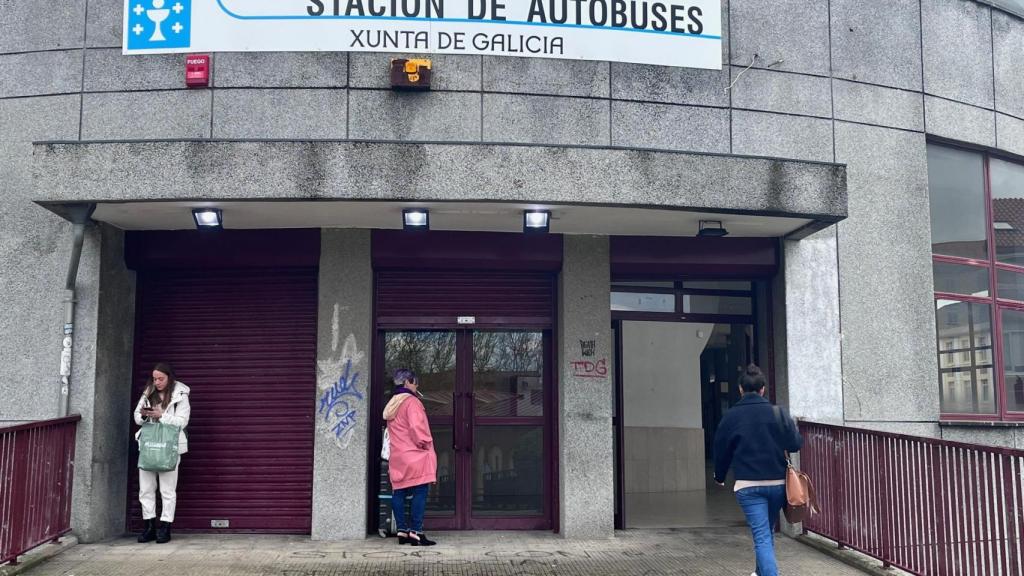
[126, 0, 192, 50]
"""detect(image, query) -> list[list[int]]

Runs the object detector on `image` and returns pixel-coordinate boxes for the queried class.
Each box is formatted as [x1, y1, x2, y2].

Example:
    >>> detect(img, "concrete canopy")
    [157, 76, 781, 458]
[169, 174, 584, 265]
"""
[85, 201, 813, 238]
[33, 140, 847, 238]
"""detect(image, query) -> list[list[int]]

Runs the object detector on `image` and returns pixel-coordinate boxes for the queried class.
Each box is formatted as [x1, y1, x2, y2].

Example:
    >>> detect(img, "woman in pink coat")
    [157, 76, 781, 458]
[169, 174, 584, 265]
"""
[383, 368, 438, 546]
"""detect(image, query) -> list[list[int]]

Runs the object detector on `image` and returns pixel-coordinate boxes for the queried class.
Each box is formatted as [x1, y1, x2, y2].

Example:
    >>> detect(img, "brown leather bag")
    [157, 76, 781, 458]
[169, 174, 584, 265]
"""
[783, 454, 819, 523]
[773, 407, 820, 523]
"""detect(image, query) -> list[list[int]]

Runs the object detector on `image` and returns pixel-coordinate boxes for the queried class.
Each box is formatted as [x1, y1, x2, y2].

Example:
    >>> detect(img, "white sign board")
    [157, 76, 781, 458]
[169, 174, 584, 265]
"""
[123, 0, 722, 69]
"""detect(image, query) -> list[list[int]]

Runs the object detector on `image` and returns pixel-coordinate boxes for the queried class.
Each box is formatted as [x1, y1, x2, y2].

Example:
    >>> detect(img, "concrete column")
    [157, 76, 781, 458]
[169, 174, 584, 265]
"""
[774, 229, 843, 537]
[312, 229, 372, 540]
[558, 235, 614, 538]
[70, 224, 137, 543]
[775, 229, 844, 424]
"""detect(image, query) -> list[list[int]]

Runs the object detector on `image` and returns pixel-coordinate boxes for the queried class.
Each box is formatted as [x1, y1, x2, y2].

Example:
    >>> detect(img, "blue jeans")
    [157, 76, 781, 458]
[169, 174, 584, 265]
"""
[736, 484, 787, 576]
[392, 483, 429, 533]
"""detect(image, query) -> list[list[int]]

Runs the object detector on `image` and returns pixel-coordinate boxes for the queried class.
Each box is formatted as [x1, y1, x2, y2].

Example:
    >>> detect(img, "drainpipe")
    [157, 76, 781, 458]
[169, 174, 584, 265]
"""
[58, 204, 96, 418]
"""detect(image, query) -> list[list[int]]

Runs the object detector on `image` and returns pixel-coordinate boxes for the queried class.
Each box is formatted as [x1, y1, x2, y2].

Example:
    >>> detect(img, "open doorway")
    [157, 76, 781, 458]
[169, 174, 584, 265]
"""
[612, 280, 770, 529]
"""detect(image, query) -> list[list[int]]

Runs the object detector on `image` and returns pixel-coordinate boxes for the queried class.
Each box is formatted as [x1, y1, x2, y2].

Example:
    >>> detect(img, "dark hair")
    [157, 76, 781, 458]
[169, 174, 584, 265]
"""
[739, 364, 767, 393]
[392, 368, 417, 387]
[145, 362, 177, 409]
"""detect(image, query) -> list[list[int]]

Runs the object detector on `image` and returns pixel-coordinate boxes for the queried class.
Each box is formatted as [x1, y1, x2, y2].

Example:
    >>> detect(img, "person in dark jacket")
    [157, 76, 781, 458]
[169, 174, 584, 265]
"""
[713, 364, 803, 576]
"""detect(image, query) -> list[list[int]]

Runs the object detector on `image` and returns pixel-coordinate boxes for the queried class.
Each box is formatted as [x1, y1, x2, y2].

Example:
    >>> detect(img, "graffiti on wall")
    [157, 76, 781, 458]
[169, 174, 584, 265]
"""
[579, 339, 596, 357]
[319, 359, 363, 445]
[570, 358, 608, 379]
[571, 338, 607, 378]
[317, 303, 366, 449]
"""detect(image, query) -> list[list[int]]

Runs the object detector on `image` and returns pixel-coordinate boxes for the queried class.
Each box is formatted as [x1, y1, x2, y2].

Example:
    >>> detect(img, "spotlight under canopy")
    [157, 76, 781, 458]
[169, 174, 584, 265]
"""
[523, 210, 551, 234]
[403, 208, 430, 230]
[192, 208, 223, 229]
[697, 220, 729, 238]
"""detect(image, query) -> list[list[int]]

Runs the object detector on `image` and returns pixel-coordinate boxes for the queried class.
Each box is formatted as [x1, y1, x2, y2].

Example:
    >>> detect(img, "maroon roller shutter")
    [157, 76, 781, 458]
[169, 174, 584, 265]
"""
[127, 268, 318, 533]
[375, 270, 555, 326]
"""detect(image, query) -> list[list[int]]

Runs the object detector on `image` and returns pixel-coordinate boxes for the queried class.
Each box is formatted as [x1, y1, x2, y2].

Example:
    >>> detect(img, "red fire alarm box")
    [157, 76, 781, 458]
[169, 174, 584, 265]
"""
[185, 54, 210, 88]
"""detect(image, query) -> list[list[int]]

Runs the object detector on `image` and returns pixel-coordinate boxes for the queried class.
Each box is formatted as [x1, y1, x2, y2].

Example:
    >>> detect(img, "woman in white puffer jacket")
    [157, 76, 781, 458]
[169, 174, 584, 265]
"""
[133, 362, 191, 544]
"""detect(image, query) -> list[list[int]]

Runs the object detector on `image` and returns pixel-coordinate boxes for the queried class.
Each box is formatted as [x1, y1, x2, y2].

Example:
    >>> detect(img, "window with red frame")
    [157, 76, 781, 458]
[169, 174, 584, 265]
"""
[928, 143, 1024, 420]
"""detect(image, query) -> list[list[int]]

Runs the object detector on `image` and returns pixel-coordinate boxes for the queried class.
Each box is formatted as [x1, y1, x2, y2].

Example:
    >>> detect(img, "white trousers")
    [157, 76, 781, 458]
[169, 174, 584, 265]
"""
[139, 460, 179, 522]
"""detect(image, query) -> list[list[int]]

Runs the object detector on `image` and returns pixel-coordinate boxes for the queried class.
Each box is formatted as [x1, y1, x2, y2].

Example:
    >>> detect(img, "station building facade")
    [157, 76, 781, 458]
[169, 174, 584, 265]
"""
[2, 0, 1024, 542]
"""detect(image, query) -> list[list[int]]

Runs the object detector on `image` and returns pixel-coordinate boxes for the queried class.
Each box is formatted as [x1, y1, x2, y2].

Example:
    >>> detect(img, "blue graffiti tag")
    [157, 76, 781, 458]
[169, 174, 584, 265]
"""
[318, 359, 363, 445]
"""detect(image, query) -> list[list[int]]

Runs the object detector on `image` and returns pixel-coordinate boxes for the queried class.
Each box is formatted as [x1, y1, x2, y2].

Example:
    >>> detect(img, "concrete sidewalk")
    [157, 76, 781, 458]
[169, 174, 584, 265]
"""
[17, 528, 872, 576]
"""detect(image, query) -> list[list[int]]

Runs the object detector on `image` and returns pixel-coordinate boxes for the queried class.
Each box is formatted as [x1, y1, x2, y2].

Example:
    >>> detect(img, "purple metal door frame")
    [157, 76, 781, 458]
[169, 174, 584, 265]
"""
[369, 231, 562, 532]
[610, 278, 777, 529]
[461, 328, 555, 531]
[371, 327, 555, 531]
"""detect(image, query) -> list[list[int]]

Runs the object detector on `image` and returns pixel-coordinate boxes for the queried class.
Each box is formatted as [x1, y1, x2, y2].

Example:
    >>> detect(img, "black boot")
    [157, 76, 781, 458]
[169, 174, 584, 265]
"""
[137, 519, 156, 543]
[409, 532, 436, 546]
[155, 521, 172, 544]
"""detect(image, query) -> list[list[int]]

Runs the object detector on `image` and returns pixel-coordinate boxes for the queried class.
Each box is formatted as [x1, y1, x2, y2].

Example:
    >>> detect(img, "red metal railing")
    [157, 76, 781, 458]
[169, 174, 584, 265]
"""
[800, 421, 1024, 576]
[0, 415, 80, 565]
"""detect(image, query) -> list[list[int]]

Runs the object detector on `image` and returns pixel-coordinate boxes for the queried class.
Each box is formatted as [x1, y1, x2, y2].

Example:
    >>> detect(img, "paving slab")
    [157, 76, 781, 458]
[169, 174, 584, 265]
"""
[17, 528, 871, 576]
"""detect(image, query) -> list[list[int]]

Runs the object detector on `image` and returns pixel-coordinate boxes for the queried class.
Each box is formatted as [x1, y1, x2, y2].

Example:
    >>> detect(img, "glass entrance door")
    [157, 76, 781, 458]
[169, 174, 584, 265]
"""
[380, 329, 551, 530]
[382, 331, 459, 524]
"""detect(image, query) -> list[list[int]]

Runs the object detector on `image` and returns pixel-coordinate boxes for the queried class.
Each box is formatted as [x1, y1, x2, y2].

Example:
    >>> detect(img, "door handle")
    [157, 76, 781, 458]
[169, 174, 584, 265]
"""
[466, 392, 475, 454]
[452, 392, 460, 452]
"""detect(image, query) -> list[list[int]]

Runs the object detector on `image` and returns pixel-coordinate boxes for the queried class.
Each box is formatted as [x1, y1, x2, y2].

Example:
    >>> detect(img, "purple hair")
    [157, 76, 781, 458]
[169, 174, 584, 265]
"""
[393, 368, 417, 387]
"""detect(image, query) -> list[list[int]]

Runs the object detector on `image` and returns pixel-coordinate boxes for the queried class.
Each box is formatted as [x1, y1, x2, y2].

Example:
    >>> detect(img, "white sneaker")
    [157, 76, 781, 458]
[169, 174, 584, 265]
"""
[750, 572, 758, 576]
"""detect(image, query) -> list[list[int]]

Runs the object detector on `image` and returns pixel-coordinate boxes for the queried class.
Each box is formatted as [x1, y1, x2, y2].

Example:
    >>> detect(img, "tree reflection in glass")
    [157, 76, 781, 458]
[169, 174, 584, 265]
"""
[473, 332, 544, 417]
[384, 331, 457, 416]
